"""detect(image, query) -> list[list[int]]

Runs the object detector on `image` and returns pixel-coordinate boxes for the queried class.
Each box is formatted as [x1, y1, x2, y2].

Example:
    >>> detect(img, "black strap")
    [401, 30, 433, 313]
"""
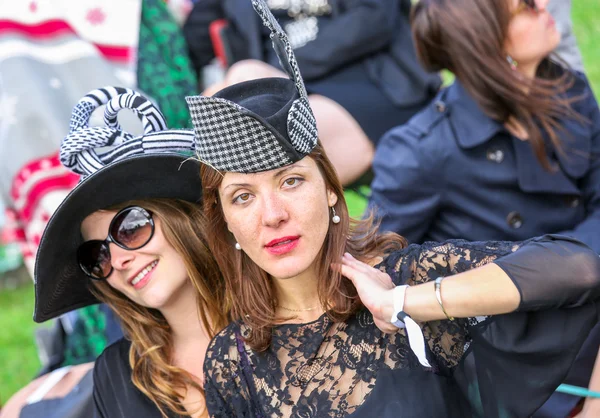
[234, 328, 265, 418]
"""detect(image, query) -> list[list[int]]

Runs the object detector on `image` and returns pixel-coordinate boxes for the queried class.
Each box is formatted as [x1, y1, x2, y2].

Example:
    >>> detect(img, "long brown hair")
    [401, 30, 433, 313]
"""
[200, 143, 406, 351]
[90, 198, 228, 417]
[411, 0, 584, 169]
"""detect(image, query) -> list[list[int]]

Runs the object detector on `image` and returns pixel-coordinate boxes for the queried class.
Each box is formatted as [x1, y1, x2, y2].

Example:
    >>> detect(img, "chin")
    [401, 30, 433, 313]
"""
[264, 258, 312, 280]
[139, 296, 170, 310]
[136, 285, 175, 309]
[548, 33, 561, 53]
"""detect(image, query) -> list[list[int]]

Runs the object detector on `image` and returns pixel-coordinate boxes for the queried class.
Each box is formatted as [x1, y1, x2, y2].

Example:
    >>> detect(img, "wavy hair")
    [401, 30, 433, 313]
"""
[89, 198, 228, 417]
[411, 0, 585, 169]
[200, 143, 406, 351]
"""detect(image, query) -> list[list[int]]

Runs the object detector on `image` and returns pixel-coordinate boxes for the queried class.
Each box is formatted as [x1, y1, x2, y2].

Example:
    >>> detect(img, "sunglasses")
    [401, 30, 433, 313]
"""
[77, 206, 155, 280]
[512, 0, 539, 16]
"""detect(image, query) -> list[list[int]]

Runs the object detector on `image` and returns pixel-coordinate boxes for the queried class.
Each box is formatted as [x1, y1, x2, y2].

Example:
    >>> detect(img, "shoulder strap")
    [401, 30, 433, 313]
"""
[234, 328, 266, 418]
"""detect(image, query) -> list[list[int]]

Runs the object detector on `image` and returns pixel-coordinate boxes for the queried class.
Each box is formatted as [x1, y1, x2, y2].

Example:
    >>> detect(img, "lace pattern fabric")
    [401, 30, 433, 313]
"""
[204, 236, 600, 417]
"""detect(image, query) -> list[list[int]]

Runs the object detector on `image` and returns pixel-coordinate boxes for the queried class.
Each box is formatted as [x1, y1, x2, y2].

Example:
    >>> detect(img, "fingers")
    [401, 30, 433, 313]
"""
[341, 252, 376, 274]
[333, 253, 383, 282]
[333, 262, 373, 291]
[334, 263, 360, 284]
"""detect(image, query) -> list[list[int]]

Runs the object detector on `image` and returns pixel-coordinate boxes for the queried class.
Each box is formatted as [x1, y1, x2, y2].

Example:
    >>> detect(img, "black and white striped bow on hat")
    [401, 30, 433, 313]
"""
[185, 0, 318, 174]
[61, 86, 196, 179]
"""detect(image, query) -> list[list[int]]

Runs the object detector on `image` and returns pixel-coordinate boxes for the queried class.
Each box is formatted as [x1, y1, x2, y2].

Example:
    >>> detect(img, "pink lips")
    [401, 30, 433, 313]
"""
[132, 269, 154, 290]
[547, 15, 555, 28]
[265, 236, 300, 255]
[128, 261, 157, 290]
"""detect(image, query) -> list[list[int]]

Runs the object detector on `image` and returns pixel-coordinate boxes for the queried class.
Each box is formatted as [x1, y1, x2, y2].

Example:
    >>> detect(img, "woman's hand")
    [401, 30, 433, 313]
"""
[335, 252, 398, 333]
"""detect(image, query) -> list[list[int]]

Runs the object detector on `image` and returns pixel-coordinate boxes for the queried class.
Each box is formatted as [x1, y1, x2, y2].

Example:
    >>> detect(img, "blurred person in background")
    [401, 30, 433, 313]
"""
[183, 0, 441, 185]
[548, 0, 584, 72]
[369, 0, 600, 416]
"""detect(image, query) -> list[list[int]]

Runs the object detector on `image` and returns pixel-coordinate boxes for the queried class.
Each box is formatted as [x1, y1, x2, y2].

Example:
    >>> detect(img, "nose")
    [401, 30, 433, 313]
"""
[109, 243, 135, 271]
[261, 192, 289, 228]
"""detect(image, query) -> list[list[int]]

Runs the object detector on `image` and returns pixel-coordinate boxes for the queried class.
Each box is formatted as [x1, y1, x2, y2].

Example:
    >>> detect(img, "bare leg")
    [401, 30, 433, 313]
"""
[309, 94, 374, 185]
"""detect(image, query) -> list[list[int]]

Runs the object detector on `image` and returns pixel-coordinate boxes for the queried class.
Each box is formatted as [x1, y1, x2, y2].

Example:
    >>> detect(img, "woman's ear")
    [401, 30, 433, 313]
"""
[327, 189, 338, 208]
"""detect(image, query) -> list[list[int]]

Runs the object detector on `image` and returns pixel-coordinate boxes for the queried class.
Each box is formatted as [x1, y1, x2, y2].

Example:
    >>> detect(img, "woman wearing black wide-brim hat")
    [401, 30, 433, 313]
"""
[34, 87, 227, 418]
[191, 1, 600, 417]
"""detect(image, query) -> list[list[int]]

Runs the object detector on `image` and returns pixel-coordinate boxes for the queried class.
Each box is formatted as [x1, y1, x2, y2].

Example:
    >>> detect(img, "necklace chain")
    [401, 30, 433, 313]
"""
[278, 305, 320, 312]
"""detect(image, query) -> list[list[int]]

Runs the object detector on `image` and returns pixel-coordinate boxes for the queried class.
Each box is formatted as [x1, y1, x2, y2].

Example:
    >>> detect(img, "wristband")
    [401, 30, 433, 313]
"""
[390, 285, 431, 368]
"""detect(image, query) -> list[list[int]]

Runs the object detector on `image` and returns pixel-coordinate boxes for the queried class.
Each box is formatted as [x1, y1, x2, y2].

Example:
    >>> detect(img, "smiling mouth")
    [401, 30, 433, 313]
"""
[130, 260, 158, 286]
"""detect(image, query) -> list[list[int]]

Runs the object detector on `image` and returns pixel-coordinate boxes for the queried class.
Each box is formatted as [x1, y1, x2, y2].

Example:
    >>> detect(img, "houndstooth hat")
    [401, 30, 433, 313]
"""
[34, 87, 201, 323]
[185, 0, 318, 173]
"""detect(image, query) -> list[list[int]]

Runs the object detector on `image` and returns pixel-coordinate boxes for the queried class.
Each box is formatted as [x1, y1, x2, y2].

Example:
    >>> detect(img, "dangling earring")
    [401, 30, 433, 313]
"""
[506, 55, 518, 71]
[331, 206, 340, 224]
[235, 242, 242, 250]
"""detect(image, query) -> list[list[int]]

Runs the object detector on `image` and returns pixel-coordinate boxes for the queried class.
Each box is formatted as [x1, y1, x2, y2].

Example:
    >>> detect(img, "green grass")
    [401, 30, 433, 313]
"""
[0, 1, 598, 404]
[0, 283, 40, 403]
[573, 0, 600, 96]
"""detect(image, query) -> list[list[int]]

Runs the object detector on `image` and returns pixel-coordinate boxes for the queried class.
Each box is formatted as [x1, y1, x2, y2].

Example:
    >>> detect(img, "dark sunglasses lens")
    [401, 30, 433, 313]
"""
[111, 207, 153, 249]
[78, 241, 112, 279]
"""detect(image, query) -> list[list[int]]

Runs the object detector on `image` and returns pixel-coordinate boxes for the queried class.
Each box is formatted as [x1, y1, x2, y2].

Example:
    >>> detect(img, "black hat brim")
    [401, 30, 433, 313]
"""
[33, 153, 202, 323]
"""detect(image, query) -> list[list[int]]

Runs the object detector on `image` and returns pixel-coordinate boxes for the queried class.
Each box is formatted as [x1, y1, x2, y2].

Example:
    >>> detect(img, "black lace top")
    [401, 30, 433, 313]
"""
[204, 235, 600, 418]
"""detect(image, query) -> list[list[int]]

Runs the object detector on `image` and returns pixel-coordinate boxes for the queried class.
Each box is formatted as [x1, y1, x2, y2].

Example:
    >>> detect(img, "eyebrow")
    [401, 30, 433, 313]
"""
[277, 162, 309, 174]
[222, 163, 308, 193]
[222, 182, 252, 194]
[272, 165, 295, 178]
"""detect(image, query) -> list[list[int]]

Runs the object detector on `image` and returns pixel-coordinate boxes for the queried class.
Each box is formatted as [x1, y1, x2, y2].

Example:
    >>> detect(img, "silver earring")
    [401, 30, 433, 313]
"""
[331, 207, 340, 224]
[235, 242, 242, 250]
[506, 55, 518, 70]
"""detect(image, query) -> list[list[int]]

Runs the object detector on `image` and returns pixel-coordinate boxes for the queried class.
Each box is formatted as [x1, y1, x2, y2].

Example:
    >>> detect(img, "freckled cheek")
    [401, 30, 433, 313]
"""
[236, 226, 257, 248]
[228, 215, 260, 249]
[299, 202, 330, 239]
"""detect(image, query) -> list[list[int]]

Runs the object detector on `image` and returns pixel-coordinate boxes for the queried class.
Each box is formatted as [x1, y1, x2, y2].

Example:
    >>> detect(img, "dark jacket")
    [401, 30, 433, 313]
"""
[183, 0, 441, 107]
[369, 72, 600, 417]
[369, 71, 600, 253]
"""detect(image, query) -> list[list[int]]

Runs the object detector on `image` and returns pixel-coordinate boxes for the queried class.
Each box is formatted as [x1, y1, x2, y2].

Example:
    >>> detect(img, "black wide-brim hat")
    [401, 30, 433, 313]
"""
[33, 87, 201, 323]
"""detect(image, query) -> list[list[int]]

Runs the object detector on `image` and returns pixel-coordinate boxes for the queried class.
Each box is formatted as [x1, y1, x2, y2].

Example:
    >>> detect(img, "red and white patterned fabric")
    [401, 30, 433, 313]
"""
[3, 154, 79, 274]
[0, 0, 141, 277]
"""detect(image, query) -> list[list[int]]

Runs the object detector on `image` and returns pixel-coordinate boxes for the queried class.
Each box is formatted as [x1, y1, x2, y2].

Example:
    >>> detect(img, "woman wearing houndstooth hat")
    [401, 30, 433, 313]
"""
[185, 0, 441, 185]
[192, 1, 600, 417]
[34, 87, 227, 418]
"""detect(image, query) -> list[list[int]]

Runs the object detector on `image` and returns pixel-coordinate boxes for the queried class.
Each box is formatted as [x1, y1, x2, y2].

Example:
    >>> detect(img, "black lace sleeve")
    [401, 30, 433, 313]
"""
[382, 234, 600, 417]
[203, 323, 257, 418]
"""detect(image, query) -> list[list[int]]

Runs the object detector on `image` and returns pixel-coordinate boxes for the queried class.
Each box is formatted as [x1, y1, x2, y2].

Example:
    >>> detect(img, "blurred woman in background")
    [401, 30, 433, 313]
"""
[369, 0, 600, 416]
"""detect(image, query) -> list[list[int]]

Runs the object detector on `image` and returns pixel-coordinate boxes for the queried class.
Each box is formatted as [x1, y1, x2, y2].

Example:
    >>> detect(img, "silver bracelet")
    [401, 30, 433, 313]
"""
[434, 277, 454, 321]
